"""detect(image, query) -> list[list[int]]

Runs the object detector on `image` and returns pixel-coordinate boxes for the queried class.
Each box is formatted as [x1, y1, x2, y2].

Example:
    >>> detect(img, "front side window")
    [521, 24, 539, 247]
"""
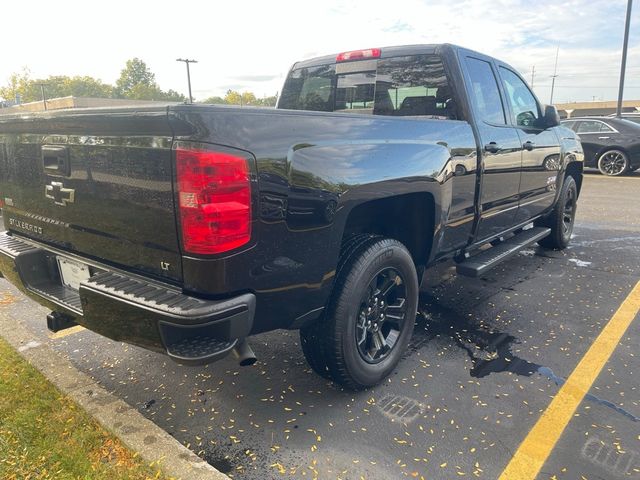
[499, 67, 540, 127]
[576, 121, 614, 133]
[465, 57, 506, 125]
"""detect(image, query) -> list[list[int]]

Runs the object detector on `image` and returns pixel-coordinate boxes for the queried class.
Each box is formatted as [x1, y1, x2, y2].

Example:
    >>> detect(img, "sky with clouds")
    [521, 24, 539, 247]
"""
[2, 0, 639, 104]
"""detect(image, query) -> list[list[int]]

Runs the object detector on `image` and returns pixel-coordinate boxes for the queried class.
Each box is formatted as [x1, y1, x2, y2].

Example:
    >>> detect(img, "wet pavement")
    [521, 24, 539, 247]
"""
[1, 170, 639, 480]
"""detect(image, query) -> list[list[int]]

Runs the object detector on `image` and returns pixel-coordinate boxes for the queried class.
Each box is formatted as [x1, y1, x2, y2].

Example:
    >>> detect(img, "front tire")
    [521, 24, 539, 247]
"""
[536, 175, 578, 249]
[598, 149, 629, 176]
[304, 237, 418, 390]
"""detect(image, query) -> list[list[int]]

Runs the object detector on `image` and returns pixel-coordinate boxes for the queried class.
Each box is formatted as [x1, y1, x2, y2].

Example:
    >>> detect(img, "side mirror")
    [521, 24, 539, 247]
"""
[543, 105, 560, 128]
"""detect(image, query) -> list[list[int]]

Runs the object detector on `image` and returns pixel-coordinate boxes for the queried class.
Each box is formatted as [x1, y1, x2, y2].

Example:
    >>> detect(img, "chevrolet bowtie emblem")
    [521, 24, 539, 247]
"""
[45, 182, 75, 206]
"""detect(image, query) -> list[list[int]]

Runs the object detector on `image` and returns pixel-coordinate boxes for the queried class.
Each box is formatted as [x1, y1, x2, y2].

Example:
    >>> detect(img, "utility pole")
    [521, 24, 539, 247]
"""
[176, 58, 198, 104]
[530, 65, 536, 88]
[37, 83, 48, 111]
[549, 47, 559, 105]
[617, 0, 633, 117]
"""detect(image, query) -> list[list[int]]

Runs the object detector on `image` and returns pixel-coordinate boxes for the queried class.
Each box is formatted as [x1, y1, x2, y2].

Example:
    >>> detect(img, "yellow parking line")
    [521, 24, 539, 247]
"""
[499, 280, 640, 480]
[48, 325, 86, 339]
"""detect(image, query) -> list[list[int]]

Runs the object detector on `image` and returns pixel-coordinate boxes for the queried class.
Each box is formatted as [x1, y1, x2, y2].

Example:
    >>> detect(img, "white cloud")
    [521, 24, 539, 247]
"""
[1, 0, 638, 102]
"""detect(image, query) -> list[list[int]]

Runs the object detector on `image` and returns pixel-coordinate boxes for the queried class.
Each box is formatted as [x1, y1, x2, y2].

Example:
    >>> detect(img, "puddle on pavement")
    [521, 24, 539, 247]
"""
[412, 293, 639, 422]
[412, 293, 540, 378]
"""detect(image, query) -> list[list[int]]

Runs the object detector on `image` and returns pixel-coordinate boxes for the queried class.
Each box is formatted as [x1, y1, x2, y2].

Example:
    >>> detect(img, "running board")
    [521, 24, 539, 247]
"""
[456, 227, 551, 278]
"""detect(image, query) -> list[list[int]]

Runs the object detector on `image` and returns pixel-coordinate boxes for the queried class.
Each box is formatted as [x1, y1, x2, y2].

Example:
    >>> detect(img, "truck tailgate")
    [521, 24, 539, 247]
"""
[0, 107, 182, 282]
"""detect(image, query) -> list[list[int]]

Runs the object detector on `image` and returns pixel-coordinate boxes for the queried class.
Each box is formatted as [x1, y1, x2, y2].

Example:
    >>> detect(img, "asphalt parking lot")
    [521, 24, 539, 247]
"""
[1, 170, 639, 480]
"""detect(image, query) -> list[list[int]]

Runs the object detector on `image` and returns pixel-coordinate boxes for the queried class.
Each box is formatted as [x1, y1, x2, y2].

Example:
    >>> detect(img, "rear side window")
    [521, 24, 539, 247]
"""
[279, 54, 458, 119]
[464, 57, 506, 125]
[576, 121, 614, 133]
[561, 120, 578, 132]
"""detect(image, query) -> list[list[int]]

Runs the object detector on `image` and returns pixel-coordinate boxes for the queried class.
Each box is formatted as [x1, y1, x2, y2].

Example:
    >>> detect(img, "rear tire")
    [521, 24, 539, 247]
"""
[304, 237, 418, 390]
[536, 176, 578, 250]
[300, 234, 377, 380]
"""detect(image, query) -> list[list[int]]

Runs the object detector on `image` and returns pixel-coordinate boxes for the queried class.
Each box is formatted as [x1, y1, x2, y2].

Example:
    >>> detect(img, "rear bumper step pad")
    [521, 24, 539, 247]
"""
[0, 231, 254, 364]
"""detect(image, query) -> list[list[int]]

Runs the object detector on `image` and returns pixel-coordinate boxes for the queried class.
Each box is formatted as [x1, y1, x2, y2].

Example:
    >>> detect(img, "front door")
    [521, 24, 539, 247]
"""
[462, 54, 523, 241]
[496, 66, 561, 223]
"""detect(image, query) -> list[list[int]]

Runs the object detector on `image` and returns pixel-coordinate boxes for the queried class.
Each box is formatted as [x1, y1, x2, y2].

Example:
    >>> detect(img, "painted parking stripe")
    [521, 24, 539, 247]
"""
[499, 280, 640, 480]
[48, 325, 86, 339]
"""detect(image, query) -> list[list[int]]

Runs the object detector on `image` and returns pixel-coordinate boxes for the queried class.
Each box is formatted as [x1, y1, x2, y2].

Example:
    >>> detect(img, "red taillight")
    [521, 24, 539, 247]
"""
[175, 146, 251, 255]
[336, 48, 381, 62]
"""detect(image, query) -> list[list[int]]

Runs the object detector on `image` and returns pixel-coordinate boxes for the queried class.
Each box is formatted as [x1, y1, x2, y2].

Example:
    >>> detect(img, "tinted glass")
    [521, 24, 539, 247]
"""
[499, 67, 539, 127]
[278, 64, 335, 111]
[374, 55, 455, 118]
[279, 54, 457, 118]
[577, 121, 613, 133]
[335, 71, 376, 113]
[465, 57, 506, 125]
[561, 120, 578, 132]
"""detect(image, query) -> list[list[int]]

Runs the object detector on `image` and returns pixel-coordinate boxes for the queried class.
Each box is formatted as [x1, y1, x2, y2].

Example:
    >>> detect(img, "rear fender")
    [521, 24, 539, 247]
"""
[287, 140, 450, 224]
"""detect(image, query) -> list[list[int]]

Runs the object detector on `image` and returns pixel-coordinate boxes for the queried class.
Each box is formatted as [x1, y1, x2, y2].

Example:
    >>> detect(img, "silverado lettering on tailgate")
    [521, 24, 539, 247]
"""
[8, 218, 43, 235]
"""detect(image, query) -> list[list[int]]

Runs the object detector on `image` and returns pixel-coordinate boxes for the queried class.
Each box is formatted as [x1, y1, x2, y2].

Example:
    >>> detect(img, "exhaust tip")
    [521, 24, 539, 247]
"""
[233, 339, 257, 367]
[239, 356, 257, 367]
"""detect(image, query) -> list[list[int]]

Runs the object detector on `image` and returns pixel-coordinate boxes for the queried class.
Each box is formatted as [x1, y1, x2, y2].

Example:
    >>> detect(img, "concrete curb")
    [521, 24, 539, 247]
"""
[0, 310, 230, 480]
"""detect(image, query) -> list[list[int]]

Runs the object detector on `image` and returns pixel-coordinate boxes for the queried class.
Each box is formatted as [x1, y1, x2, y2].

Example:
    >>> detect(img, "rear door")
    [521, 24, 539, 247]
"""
[0, 108, 182, 282]
[461, 53, 523, 241]
[574, 119, 619, 164]
[496, 65, 561, 223]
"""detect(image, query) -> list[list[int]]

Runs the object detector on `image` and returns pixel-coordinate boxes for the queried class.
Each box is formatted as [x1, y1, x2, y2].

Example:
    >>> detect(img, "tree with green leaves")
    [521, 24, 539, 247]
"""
[200, 95, 227, 105]
[1, 58, 186, 105]
[0, 69, 40, 103]
[115, 58, 156, 97]
[0, 70, 114, 103]
[114, 58, 186, 101]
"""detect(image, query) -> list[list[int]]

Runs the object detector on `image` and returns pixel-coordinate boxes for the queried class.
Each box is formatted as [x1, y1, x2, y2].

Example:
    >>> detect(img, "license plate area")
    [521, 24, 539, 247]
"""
[57, 256, 91, 291]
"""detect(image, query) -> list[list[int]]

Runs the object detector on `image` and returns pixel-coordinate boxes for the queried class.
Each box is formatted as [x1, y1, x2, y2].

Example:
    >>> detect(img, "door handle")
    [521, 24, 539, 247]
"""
[484, 142, 501, 154]
[42, 145, 70, 176]
[598, 136, 610, 139]
[523, 141, 535, 151]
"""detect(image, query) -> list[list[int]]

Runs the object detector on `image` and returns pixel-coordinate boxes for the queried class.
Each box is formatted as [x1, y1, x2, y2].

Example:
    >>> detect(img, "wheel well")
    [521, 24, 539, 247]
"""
[341, 193, 434, 267]
[565, 161, 583, 195]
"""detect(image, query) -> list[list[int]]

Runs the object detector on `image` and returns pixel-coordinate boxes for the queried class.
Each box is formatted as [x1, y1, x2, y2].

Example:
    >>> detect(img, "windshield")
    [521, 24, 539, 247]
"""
[278, 54, 458, 119]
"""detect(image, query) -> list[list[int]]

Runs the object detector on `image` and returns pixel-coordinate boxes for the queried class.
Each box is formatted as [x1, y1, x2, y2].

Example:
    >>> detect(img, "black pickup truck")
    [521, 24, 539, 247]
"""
[0, 44, 583, 389]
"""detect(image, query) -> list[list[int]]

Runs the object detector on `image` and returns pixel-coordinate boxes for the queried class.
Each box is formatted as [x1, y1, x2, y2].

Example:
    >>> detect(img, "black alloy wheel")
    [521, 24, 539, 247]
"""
[561, 184, 577, 238]
[537, 175, 578, 250]
[300, 236, 418, 389]
[355, 267, 408, 364]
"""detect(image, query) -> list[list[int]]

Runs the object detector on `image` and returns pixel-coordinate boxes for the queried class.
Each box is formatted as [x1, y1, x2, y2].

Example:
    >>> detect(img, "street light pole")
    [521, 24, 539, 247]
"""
[37, 83, 48, 111]
[617, 0, 633, 117]
[549, 47, 559, 105]
[176, 58, 198, 104]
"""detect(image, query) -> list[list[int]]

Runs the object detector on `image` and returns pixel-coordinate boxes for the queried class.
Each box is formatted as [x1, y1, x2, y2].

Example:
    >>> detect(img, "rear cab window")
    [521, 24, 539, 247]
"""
[279, 53, 460, 119]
